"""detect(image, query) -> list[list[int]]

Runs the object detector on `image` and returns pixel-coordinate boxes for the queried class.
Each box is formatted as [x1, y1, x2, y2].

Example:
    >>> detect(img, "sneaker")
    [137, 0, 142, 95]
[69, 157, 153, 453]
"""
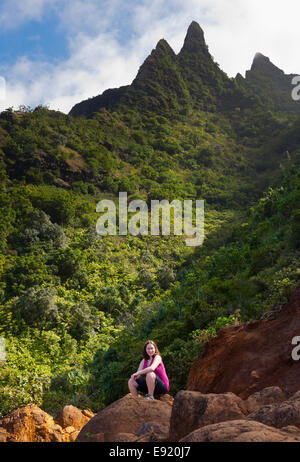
[145, 394, 154, 400]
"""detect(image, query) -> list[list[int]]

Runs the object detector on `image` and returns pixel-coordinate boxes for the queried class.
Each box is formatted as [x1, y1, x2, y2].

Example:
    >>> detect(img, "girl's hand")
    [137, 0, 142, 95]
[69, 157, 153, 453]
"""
[131, 373, 138, 380]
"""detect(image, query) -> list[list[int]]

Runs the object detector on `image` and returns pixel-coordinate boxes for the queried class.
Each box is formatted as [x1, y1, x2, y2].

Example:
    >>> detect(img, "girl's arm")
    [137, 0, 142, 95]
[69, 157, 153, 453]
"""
[133, 355, 162, 378]
[130, 359, 144, 380]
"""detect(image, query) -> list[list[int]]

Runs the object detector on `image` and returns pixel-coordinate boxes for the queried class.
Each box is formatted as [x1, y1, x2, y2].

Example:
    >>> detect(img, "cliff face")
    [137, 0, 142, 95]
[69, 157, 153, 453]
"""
[187, 284, 300, 399]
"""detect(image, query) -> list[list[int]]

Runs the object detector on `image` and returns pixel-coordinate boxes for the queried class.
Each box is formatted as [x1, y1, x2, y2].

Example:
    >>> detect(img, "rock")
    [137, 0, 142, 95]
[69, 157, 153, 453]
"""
[54, 405, 92, 431]
[69, 430, 80, 442]
[0, 403, 94, 442]
[156, 394, 174, 406]
[136, 433, 164, 442]
[64, 425, 76, 434]
[245, 387, 286, 413]
[187, 284, 300, 398]
[281, 426, 300, 434]
[169, 390, 247, 442]
[106, 433, 137, 442]
[136, 422, 169, 442]
[76, 393, 172, 442]
[247, 390, 300, 428]
[180, 420, 300, 442]
[48, 423, 65, 442]
[136, 421, 168, 436]
[0, 404, 65, 442]
[82, 409, 94, 419]
[0, 427, 7, 442]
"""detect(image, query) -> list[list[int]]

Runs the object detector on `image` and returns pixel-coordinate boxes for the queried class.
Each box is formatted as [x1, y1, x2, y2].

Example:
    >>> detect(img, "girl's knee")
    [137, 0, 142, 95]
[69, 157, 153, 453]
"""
[129, 378, 137, 386]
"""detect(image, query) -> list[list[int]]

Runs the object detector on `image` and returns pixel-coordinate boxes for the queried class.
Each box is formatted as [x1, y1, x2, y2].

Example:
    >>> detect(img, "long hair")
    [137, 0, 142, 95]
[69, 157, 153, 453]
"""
[143, 340, 161, 360]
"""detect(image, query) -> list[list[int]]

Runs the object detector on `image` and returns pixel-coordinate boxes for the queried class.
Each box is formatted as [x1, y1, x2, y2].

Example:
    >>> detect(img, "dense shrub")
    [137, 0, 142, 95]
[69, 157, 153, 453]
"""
[11, 287, 58, 330]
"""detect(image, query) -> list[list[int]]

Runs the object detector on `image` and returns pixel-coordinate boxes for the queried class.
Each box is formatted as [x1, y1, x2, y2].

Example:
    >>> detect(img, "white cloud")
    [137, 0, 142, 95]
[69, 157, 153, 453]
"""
[0, 0, 57, 29]
[1, 0, 300, 113]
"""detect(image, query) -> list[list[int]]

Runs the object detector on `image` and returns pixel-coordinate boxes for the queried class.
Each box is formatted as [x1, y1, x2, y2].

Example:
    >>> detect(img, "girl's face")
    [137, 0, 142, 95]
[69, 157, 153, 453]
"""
[146, 342, 156, 357]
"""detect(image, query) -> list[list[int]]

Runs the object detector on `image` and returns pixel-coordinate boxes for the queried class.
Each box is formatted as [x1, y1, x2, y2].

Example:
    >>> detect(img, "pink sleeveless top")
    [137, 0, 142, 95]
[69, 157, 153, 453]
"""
[144, 356, 170, 391]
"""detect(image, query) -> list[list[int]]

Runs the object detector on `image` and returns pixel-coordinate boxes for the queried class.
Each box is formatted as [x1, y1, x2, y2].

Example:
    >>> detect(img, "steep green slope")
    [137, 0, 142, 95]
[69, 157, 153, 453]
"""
[0, 104, 267, 209]
[95, 164, 300, 402]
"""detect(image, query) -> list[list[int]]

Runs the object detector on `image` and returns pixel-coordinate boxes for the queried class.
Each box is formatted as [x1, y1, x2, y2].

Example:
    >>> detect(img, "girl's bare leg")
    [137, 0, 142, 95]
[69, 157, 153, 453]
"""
[146, 372, 156, 396]
[128, 378, 139, 397]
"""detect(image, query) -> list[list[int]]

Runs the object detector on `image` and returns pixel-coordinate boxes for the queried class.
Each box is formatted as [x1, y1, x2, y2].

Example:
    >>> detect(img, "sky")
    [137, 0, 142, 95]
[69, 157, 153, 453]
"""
[1, 0, 300, 113]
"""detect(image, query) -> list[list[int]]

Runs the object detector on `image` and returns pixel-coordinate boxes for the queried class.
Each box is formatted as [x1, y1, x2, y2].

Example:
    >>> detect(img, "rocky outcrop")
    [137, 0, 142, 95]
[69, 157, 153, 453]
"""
[76, 394, 172, 442]
[0, 404, 94, 442]
[169, 390, 247, 441]
[0, 404, 65, 442]
[2, 387, 300, 442]
[54, 405, 94, 432]
[247, 390, 300, 429]
[188, 284, 300, 399]
[180, 420, 300, 442]
[168, 387, 300, 442]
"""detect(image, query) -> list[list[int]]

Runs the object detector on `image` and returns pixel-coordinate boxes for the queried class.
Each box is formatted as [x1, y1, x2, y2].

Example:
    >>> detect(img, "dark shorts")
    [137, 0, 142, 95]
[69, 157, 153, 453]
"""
[136, 375, 168, 395]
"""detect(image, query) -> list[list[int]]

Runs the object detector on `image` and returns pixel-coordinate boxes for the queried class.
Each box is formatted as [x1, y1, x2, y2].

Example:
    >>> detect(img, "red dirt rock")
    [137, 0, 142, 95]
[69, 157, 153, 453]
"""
[0, 404, 94, 442]
[187, 284, 300, 399]
[54, 405, 93, 430]
[76, 394, 172, 442]
[0, 404, 64, 442]
[169, 390, 247, 441]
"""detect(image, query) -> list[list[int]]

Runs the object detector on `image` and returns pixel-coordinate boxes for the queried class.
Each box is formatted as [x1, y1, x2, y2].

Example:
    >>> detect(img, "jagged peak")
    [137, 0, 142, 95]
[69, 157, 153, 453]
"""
[154, 38, 175, 55]
[252, 52, 270, 67]
[187, 21, 205, 38]
[254, 52, 268, 61]
[180, 21, 207, 54]
[250, 52, 284, 75]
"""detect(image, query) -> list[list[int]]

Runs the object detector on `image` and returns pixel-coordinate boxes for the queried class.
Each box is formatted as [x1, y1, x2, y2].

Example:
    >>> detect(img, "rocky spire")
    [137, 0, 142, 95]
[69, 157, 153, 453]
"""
[177, 21, 230, 110]
[250, 52, 284, 76]
[180, 21, 208, 54]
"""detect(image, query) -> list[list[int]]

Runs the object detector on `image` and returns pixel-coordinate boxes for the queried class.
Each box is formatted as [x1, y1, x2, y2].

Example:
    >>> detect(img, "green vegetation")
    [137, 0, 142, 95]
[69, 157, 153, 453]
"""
[0, 21, 300, 417]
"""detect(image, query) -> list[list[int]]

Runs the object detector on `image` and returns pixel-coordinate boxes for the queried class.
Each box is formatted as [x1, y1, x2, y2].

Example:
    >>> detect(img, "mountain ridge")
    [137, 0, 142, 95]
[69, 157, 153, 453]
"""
[69, 21, 300, 117]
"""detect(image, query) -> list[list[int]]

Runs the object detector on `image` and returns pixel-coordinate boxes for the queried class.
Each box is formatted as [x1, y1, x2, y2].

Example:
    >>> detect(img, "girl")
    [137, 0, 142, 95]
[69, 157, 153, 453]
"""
[128, 340, 170, 400]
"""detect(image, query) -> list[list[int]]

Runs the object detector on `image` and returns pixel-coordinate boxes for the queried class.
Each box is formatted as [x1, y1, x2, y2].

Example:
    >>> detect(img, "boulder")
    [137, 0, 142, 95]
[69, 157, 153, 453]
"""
[169, 390, 247, 441]
[0, 403, 94, 442]
[0, 404, 65, 442]
[180, 419, 300, 442]
[76, 393, 172, 442]
[247, 390, 300, 428]
[245, 386, 286, 413]
[54, 405, 93, 431]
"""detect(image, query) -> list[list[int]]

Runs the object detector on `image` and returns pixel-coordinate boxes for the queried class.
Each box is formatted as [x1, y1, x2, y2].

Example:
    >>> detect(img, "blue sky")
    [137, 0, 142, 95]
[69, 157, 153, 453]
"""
[0, 16, 68, 66]
[1, 0, 300, 113]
